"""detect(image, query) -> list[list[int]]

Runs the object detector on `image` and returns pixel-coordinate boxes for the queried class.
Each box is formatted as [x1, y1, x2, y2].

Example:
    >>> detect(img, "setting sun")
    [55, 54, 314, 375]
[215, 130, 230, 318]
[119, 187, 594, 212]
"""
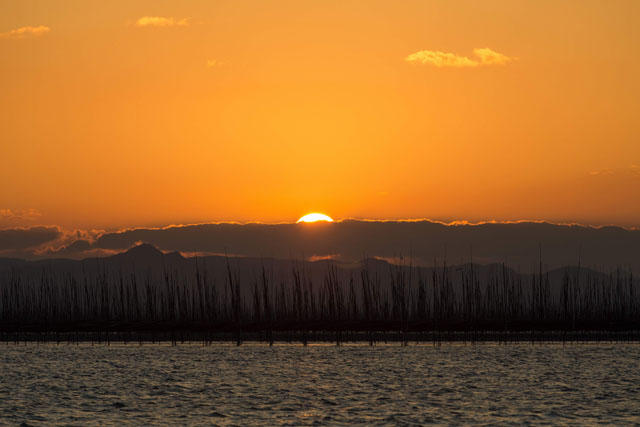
[297, 213, 334, 223]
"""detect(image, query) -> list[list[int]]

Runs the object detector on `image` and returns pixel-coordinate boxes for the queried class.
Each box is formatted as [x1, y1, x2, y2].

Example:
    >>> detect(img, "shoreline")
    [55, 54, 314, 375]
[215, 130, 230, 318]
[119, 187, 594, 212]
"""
[3, 329, 640, 345]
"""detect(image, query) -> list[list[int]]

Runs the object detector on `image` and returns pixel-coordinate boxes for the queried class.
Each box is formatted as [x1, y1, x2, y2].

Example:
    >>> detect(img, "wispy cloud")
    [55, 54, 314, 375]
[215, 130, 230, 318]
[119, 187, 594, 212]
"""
[206, 59, 229, 68]
[472, 48, 513, 65]
[405, 48, 514, 68]
[405, 50, 477, 67]
[589, 165, 640, 177]
[0, 25, 50, 40]
[307, 254, 339, 262]
[135, 16, 190, 28]
[0, 208, 42, 220]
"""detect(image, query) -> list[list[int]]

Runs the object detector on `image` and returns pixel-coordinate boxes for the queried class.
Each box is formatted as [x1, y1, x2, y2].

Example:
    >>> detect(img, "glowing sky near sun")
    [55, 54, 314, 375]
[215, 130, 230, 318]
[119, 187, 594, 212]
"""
[1, 1, 639, 229]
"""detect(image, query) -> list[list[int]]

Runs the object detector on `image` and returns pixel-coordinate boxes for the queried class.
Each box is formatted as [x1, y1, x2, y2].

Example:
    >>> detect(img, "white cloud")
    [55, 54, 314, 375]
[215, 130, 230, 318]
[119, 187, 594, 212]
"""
[135, 16, 190, 28]
[472, 48, 513, 65]
[405, 47, 515, 67]
[405, 50, 478, 67]
[0, 25, 50, 39]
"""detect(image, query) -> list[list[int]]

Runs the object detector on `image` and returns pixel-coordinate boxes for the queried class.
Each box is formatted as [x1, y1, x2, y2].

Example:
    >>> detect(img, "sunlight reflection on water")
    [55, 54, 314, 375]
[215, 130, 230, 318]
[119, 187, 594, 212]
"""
[1, 343, 639, 425]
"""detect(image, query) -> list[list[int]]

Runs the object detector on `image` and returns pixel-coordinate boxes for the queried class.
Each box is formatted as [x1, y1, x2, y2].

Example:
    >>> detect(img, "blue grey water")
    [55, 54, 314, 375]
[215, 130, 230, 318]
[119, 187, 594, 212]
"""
[1, 343, 639, 425]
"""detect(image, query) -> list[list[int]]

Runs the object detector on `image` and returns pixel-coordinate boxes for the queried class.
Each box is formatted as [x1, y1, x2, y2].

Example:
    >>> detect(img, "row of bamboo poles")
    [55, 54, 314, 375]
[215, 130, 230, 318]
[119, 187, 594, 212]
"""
[0, 258, 638, 342]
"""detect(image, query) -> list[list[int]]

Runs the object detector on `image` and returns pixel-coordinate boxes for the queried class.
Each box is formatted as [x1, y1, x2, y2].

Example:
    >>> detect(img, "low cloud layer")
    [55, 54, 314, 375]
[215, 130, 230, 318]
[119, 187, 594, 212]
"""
[135, 16, 190, 28]
[0, 226, 61, 251]
[1, 221, 639, 272]
[405, 48, 514, 67]
[0, 25, 50, 39]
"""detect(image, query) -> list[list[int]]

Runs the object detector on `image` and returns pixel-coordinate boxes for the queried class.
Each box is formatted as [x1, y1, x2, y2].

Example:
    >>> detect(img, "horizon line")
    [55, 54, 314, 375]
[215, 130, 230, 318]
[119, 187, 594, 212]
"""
[3, 217, 638, 235]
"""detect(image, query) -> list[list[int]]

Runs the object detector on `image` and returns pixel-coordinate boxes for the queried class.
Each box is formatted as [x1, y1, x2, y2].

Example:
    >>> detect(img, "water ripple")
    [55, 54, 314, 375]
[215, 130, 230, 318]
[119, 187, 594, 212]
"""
[0, 343, 639, 425]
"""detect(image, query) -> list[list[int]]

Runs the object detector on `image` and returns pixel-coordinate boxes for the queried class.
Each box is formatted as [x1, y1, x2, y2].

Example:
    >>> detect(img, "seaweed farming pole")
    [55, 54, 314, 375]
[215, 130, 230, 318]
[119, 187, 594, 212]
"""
[390, 257, 410, 346]
[3, 248, 640, 343]
[360, 262, 375, 346]
[261, 264, 274, 346]
[323, 261, 344, 346]
[292, 262, 309, 346]
[225, 256, 242, 346]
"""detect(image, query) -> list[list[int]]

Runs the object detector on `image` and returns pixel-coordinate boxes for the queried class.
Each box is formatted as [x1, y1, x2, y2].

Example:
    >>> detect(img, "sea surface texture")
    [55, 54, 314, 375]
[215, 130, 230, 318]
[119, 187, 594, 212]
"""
[1, 343, 639, 425]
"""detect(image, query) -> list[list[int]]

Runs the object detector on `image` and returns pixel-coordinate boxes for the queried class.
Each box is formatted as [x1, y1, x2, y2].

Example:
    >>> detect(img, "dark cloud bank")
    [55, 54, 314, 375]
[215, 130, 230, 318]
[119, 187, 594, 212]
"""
[0, 226, 61, 251]
[1, 220, 639, 272]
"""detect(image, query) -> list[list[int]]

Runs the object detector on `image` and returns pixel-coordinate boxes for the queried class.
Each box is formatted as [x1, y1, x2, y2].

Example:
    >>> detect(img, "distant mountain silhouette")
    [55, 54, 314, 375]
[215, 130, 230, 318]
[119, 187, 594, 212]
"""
[1, 243, 633, 302]
[107, 243, 184, 267]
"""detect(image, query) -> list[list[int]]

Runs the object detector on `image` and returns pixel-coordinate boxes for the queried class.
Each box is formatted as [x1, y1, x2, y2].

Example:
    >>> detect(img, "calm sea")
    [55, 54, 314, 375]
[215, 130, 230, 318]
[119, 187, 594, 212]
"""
[1, 343, 639, 425]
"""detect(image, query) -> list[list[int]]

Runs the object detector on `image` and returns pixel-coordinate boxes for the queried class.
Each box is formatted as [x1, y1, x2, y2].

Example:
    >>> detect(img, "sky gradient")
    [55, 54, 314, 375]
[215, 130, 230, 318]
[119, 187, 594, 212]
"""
[2, 0, 640, 230]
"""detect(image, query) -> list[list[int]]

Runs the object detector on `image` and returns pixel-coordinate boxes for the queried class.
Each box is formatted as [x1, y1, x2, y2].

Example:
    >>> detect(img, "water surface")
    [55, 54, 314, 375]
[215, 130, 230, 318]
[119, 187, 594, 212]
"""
[1, 343, 639, 425]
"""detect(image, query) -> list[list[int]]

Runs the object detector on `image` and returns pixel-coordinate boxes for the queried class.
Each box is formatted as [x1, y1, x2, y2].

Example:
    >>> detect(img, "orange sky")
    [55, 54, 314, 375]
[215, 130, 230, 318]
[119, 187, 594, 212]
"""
[1, 0, 639, 229]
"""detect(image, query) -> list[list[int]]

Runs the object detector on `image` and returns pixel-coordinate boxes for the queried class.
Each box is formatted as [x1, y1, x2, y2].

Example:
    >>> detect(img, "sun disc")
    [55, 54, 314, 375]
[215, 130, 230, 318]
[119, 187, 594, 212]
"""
[297, 213, 334, 223]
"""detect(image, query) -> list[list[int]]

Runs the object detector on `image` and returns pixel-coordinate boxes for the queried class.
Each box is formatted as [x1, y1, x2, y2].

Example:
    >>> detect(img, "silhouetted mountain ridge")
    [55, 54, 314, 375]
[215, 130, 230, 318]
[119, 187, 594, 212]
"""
[0, 244, 634, 300]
